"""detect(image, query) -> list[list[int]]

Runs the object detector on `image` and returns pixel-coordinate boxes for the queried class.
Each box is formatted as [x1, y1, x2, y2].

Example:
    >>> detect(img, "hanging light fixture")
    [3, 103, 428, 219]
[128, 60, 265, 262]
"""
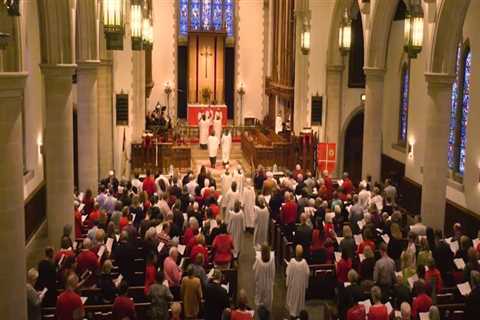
[300, 18, 311, 55]
[130, 0, 143, 50]
[403, 0, 424, 59]
[3, 0, 20, 16]
[338, 8, 351, 56]
[103, 0, 125, 50]
[142, 16, 153, 50]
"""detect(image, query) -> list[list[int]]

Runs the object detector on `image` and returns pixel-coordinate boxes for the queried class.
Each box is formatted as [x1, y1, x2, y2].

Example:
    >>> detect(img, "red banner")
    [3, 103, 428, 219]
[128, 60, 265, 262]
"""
[317, 143, 336, 174]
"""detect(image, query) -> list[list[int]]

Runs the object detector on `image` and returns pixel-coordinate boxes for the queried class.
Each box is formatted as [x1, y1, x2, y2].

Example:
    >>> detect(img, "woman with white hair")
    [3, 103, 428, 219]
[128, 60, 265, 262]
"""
[254, 195, 270, 249]
[242, 178, 256, 229]
[26, 268, 43, 320]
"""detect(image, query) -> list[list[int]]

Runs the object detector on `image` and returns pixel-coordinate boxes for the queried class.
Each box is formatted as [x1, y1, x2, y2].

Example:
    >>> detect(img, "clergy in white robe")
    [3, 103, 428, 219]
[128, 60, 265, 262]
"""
[221, 129, 232, 165]
[207, 132, 219, 168]
[286, 245, 310, 318]
[253, 195, 270, 249]
[222, 182, 241, 223]
[220, 167, 233, 198]
[198, 111, 212, 149]
[253, 245, 275, 311]
[242, 178, 256, 229]
[233, 166, 245, 194]
[227, 200, 245, 258]
[213, 111, 222, 143]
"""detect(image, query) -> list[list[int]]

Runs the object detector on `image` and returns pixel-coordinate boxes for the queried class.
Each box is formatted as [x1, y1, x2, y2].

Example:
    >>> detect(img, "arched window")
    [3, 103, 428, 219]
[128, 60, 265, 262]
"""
[448, 43, 471, 177]
[179, 0, 234, 38]
[398, 62, 410, 145]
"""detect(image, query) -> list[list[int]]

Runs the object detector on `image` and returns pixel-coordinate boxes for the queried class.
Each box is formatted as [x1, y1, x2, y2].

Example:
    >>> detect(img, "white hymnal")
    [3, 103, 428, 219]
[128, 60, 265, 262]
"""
[157, 242, 165, 253]
[344, 282, 351, 287]
[179, 258, 186, 268]
[113, 275, 123, 288]
[97, 245, 106, 261]
[81, 215, 87, 223]
[106, 238, 114, 253]
[172, 236, 180, 244]
[162, 280, 169, 287]
[357, 220, 366, 230]
[407, 274, 419, 288]
[454, 258, 466, 270]
[73, 241, 78, 250]
[156, 224, 163, 234]
[58, 254, 65, 267]
[39, 288, 48, 300]
[359, 254, 366, 262]
[210, 219, 218, 230]
[221, 283, 229, 293]
[385, 302, 393, 315]
[183, 213, 188, 222]
[419, 312, 429, 320]
[247, 310, 255, 317]
[115, 234, 120, 242]
[395, 271, 402, 279]
[177, 244, 186, 255]
[457, 281, 472, 296]
[395, 310, 401, 318]
[473, 238, 480, 248]
[80, 269, 92, 280]
[354, 234, 363, 246]
[207, 268, 215, 279]
[381, 234, 390, 244]
[334, 252, 341, 263]
[78, 203, 85, 213]
[449, 241, 459, 253]
[359, 299, 371, 314]
[80, 297, 88, 305]
[336, 237, 344, 245]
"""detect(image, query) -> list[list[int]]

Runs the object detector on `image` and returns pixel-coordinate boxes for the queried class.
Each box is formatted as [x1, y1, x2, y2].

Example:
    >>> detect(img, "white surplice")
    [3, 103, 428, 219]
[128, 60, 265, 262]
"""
[233, 169, 245, 194]
[221, 132, 232, 163]
[227, 209, 245, 257]
[220, 172, 233, 198]
[253, 253, 276, 311]
[253, 205, 270, 248]
[286, 258, 310, 317]
[213, 112, 222, 142]
[198, 113, 212, 145]
[222, 189, 241, 223]
[242, 186, 256, 228]
[207, 135, 219, 158]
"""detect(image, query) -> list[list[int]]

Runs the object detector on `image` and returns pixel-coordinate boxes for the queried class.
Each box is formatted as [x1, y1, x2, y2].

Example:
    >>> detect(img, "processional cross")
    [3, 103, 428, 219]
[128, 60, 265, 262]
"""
[200, 46, 213, 78]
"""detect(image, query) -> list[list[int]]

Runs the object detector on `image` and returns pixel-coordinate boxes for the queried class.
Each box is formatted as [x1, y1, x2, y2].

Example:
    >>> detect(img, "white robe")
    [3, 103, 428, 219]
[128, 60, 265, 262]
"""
[199, 115, 211, 145]
[222, 190, 241, 223]
[253, 205, 270, 248]
[220, 173, 233, 198]
[242, 186, 256, 228]
[227, 209, 245, 257]
[233, 170, 245, 194]
[207, 135, 219, 158]
[286, 258, 310, 317]
[253, 253, 276, 311]
[221, 132, 232, 163]
[213, 112, 222, 142]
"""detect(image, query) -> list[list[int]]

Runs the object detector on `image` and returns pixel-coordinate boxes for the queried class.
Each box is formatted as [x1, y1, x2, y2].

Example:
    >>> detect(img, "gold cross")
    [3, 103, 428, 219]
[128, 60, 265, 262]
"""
[199, 46, 213, 78]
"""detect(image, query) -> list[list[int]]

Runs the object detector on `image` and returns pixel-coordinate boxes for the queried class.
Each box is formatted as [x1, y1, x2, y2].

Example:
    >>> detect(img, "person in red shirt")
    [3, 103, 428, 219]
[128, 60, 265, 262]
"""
[411, 280, 432, 320]
[347, 293, 367, 320]
[322, 170, 334, 200]
[112, 281, 137, 320]
[76, 238, 99, 286]
[357, 229, 376, 255]
[424, 259, 443, 292]
[87, 203, 101, 227]
[367, 286, 389, 320]
[342, 172, 354, 195]
[55, 238, 76, 268]
[74, 202, 83, 238]
[144, 253, 157, 296]
[336, 249, 353, 283]
[230, 289, 254, 320]
[209, 202, 220, 218]
[190, 234, 209, 266]
[184, 217, 200, 250]
[281, 192, 298, 238]
[142, 170, 156, 197]
[212, 224, 234, 267]
[119, 208, 130, 231]
[56, 274, 85, 320]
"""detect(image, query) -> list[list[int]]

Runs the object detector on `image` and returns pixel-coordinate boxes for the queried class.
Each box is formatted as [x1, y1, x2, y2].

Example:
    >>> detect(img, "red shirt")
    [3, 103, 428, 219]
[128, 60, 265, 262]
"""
[357, 240, 376, 254]
[55, 249, 75, 265]
[213, 234, 233, 265]
[209, 203, 220, 218]
[88, 210, 100, 225]
[184, 228, 198, 247]
[112, 295, 137, 320]
[56, 290, 84, 320]
[412, 293, 432, 319]
[281, 201, 297, 225]
[190, 244, 209, 266]
[230, 309, 253, 320]
[76, 250, 99, 276]
[425, 268, 443, 292]
[347, 304, 366, 320]
[119, 216, 129, 231]
[144, 264, 156, 295]
[74, 209, 83, 238]
[342, 178, 354, 194]
[336, 258, 352, 283]
[367, 304, 389, 320]
[142, 177, 156, 197]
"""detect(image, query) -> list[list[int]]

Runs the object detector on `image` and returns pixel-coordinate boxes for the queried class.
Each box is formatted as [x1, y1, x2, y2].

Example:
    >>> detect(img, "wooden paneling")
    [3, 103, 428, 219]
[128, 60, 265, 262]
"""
[381, 154, 405, 187]
[445, 200, 480, 238]
[131, 143, 191, 174]
[398, 176, 422, 216]
[24, 182, 46, 243]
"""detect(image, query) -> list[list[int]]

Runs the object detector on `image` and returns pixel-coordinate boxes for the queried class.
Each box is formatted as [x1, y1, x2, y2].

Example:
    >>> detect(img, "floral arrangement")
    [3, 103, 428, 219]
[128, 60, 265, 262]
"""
[201, 87, 212, 104]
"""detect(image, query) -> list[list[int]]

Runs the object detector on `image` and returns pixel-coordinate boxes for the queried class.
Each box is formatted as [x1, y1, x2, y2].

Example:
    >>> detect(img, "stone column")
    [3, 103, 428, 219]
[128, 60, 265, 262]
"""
[0, 72, 28, 320]
[362, 67, 385, 183]
[97, 60, 114, 178]
[421, 73, 454, 231]
[77, 61, 100, 192]
[132, 51, 145, 142]
[325, 64, 344, 176]
[42, 64, 76, 246]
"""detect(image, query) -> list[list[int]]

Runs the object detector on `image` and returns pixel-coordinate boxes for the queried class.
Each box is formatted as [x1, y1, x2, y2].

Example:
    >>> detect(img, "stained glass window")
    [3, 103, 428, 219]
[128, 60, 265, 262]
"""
[179, 0, 234, 38]
[398, 63, 410, 144]
[448, 43, 471, 176]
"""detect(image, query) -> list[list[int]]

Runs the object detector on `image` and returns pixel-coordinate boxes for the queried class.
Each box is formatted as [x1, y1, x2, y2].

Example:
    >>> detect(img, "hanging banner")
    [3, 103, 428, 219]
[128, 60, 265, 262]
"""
[317, 143, 336, 174]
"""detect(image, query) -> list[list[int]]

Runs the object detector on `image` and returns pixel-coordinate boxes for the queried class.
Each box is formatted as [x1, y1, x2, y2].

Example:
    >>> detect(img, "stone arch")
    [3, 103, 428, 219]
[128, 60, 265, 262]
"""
[428, 0, 470, 75]
[37, 0, 74, 64]
[365, 0, 399, 69]
[339, 104, 364, 182]
[76, 0, 99, 62]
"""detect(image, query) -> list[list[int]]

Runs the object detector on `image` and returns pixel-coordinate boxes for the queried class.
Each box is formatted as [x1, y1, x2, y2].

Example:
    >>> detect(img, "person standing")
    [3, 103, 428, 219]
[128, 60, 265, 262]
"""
[243, 178, 256, 229]
[213, 110, 223, 142]
[253, 244, 275, 312]
[286, 245, 310, 318]
[220, 166, 233, 198]
[207, 131, 220, 168]
[233, 165, 245, 194]
[56, 274, 85, 320]
[204, 269, 230, 320]
[147, 271, 173, 320]
[198, 111, 212, 149]
[221, 129, 232, 166]
[26, 268, 44, 320]
[228, 200, 245, 258]
[112, 281, 137, 320]
[181, 266, 203, 319]
[253, 195, 270, 249]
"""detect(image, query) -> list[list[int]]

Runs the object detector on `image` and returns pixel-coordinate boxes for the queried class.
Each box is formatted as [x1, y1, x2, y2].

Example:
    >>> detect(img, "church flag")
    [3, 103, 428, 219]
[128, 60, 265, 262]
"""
[317, 143, 336, 174]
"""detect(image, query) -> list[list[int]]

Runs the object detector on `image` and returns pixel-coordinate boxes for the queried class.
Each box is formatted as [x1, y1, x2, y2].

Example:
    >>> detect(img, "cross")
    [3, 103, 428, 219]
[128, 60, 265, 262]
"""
[199, 46, 213, 78]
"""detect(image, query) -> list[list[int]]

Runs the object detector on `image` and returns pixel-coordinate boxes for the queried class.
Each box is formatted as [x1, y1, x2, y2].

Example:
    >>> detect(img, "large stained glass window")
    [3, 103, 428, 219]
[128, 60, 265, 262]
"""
[179, 0, 234, 38]
[398, 63, 410, 144]
[448, 43, 471, 177]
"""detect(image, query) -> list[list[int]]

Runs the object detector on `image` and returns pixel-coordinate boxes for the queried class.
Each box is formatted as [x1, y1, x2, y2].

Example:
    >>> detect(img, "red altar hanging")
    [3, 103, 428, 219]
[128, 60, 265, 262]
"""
[317, 143, 337, 174]
[187, 104, 228, 126]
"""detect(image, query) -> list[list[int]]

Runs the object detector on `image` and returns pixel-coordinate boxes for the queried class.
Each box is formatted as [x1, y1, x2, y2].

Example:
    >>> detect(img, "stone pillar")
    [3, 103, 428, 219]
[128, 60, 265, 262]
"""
[362, 67, 385, 183]
[132, 51, 145, 142]
[0, 72, 28, 320]
[77, 61, 99, 192]
[42, 64, 76, 246]
[325, 64, 344, 176]
[97, 60, 114, 178]
[421, 73, 454, 231]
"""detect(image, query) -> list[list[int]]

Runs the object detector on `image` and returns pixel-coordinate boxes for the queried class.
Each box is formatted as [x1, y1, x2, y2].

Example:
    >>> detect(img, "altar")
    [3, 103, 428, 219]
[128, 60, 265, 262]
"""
[187, 104, 228, 126]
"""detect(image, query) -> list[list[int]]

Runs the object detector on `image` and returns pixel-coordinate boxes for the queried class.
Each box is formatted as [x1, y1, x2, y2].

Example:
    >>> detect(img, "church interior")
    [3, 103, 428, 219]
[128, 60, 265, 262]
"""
[1, 0, 480, 319]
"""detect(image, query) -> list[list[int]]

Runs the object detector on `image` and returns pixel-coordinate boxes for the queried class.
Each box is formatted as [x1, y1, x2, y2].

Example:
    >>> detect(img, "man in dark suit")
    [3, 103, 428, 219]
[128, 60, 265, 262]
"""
[112, 231, 137, 285]
[294, 213, 313, 259]
[204, 269, 230, 320]
[465, 271, 480, 319]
